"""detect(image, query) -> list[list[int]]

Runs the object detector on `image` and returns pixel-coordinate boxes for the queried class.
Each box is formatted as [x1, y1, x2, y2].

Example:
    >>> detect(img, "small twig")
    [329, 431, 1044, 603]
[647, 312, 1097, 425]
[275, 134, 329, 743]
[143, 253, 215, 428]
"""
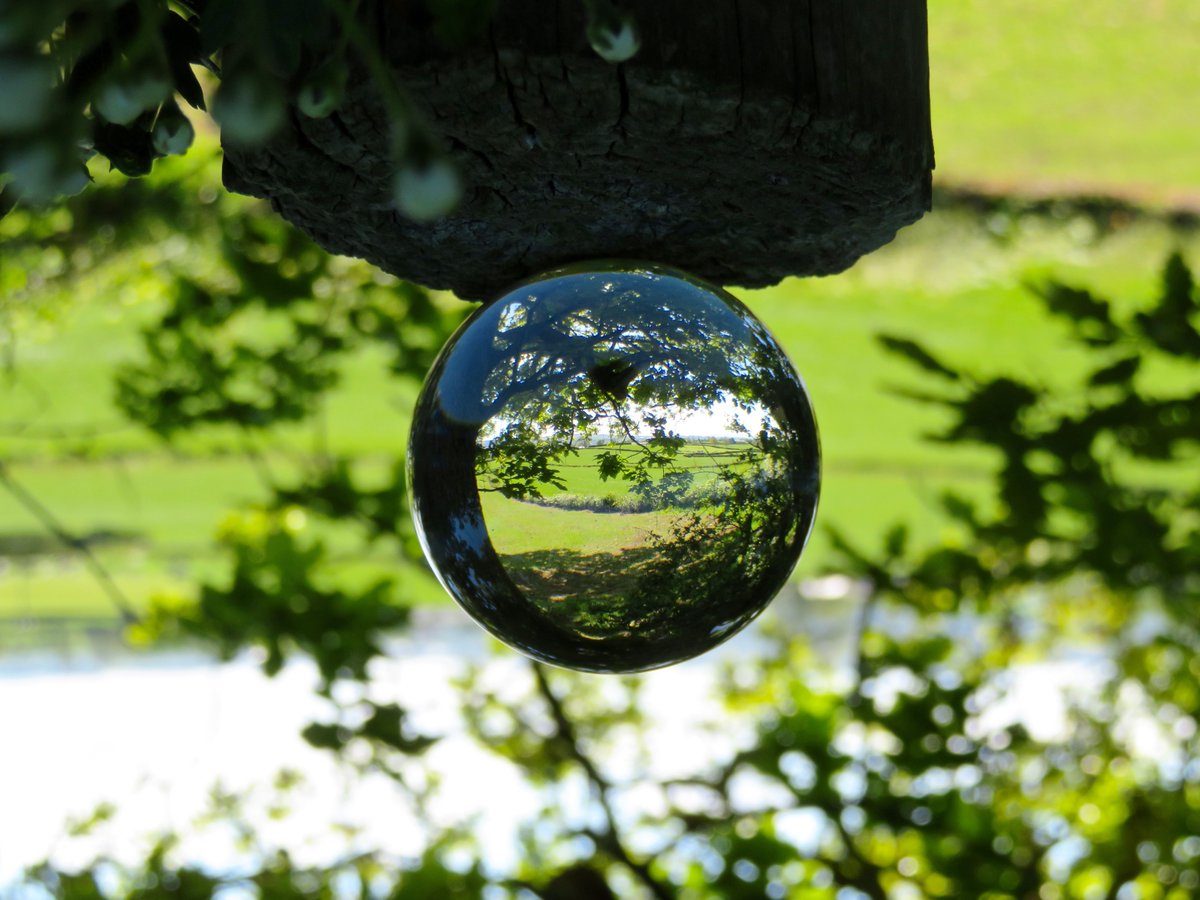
[0, 460, 139, 625]
[852, 589, 878, 693]
[531, 663, 675, 900]
[237, 428, 278, 493]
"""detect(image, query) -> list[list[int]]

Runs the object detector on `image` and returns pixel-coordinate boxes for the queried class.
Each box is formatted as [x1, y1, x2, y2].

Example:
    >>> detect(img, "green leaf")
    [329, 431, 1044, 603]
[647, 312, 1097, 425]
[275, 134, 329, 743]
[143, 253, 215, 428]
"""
[161, 12, 209, 109]
[93, 121, 155, 177]
[1134, 252, 1200, 357]
[884, 523, 909, 559]
[302, 722, 347, 750]
[1038, 282, 1122, 345]
[1088, 354, 1140, 386]
[878, 334, 961, 380]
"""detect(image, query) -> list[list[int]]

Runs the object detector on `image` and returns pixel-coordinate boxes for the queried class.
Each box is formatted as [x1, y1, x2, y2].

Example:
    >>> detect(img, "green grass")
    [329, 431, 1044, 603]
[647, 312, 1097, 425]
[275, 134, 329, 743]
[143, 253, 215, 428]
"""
[3, 0, 1200, 639]
[482, 493, 668, 558]
[929, 0, 1200, 200]
[4, 207, 1196, 637]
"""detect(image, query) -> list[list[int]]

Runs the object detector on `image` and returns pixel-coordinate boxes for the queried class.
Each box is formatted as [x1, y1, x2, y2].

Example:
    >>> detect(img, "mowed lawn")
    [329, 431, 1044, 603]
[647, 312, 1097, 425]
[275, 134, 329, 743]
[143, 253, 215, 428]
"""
[481, 444, 754, 554]
[929, 0, 1200, 201]
[524, 443, 758, 499]
[482, 494, 667, 559]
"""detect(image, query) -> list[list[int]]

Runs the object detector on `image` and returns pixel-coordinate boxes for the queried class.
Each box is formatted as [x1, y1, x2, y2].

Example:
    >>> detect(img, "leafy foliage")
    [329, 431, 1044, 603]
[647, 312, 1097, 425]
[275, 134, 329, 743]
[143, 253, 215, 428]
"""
[872, 252, 1200, 608]
[0, 0, 638, 213]
[12, 207, 1200, 895]
[162, 507, 408, 685]
[114, 214, 445, 436]
[104, 181, 463, 698]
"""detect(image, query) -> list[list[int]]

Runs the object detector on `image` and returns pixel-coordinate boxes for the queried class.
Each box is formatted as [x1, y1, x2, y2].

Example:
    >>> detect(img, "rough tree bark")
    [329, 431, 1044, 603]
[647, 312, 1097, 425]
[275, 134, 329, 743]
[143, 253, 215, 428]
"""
[223, 0, 933, 300]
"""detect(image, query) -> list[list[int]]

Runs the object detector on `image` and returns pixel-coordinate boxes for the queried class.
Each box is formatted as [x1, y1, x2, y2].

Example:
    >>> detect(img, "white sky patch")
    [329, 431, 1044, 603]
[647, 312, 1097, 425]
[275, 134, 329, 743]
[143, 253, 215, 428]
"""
[665, 399, 770, 439]
[481, 397, 772, 445]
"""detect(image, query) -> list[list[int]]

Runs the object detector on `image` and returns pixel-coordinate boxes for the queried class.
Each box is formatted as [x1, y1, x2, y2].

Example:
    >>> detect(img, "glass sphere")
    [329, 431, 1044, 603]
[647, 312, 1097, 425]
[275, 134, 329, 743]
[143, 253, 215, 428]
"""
[408, 263, 820, 673]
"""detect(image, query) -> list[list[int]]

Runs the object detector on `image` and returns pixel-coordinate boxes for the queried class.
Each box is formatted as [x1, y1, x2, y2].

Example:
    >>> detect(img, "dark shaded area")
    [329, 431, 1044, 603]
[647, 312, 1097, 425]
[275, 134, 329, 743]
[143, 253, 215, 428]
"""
[223, 0, 933, 299]
[934, 184, 1200, 233]
[0, 529, 144, 558]
[502, 485, 803, 659]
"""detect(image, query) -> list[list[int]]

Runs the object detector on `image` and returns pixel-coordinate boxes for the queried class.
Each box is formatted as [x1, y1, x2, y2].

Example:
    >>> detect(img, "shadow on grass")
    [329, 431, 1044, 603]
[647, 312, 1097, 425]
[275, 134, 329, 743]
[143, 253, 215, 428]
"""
[497, 517, 764, 650]
[0, 530, 146, 559]
[500, 545, 664, 637]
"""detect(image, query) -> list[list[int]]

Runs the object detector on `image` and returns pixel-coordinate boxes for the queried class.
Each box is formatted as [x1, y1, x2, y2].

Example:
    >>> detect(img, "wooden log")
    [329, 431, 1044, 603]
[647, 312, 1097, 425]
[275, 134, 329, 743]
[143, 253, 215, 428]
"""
[223, 1, 934, 300]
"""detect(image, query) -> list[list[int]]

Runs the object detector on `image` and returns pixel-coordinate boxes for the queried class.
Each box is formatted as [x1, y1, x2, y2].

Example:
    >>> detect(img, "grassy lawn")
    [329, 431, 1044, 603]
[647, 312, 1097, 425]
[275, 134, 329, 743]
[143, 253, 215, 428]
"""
[929, 0, 1200, 201]
[482, 494, 667, 558]
[4, 207, 1194, 635]
[1, 3, 1198, 639]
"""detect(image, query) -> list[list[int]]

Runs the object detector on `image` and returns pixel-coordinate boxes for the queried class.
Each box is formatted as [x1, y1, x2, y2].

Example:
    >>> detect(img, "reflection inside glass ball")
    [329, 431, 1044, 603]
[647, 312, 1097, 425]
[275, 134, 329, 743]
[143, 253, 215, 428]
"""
[407, 263, 820, 673]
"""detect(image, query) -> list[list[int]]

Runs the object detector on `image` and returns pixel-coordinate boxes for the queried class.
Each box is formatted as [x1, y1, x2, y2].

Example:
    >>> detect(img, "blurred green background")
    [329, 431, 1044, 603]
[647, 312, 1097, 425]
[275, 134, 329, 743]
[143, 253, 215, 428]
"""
[2, 2, 1199, 898]
[3, 0, 1198, 643]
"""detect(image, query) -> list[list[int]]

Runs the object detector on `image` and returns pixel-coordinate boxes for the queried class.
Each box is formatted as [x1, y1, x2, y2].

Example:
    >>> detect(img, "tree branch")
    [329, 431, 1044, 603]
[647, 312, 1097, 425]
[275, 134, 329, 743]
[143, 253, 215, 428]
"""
[852, 589, 879, 695]
[0, 460, 139, 625]
[531, 662, 675, 900]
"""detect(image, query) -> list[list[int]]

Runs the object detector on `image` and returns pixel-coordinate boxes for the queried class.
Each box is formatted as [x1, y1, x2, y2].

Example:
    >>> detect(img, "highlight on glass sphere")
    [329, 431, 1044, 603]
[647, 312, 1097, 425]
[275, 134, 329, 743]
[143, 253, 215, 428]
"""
[407, 262, 820, 673]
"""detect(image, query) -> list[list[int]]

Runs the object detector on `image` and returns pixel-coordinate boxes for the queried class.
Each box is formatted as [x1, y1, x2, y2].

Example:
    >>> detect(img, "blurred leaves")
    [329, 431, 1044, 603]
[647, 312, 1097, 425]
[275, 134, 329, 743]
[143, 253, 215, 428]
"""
[101, 161, 462, 695]
[0, 0, 634, 216]
[872, 252, 1200, 607]
[302, 700, 438, 785]
[26, 815, 488, 899]
[111, 210, 451, 440]
[12, 180, 1200, 896]
[147, 507, 407, 686]
[876, 335, 960, 382]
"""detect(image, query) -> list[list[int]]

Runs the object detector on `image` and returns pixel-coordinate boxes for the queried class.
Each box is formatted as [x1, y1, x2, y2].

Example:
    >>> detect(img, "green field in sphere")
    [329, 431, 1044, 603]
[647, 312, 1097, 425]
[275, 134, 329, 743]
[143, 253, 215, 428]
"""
[407, 263, 821, 672]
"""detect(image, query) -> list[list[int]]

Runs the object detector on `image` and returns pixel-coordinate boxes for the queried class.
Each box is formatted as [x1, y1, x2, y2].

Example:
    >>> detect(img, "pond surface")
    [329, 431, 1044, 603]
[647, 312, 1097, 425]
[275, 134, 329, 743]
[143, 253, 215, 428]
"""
[0, 593, 1111, 887]
[0, 608, 786, 885]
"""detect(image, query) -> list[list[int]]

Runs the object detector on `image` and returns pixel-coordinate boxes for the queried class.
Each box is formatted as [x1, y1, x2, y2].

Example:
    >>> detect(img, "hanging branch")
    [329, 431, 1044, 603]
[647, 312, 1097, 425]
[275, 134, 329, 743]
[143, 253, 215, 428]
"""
[531, 662, 675, 900]
[0, 460, 140, 625]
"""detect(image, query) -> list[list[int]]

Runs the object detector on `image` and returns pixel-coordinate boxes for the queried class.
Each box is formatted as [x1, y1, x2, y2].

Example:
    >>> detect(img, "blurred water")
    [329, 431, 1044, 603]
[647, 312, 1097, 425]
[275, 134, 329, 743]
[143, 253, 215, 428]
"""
[0, 592, 1124, 887]
[0, 604, 798, 886]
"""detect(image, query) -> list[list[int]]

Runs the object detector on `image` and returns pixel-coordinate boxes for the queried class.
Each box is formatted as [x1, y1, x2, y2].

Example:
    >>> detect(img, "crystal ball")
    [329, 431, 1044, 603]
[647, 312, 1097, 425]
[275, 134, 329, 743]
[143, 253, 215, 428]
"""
[407, 263, 820, 672]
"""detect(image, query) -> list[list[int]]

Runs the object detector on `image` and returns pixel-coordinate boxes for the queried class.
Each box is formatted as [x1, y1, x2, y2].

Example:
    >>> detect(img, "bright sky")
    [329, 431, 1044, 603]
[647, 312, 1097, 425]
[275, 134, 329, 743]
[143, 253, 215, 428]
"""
[643, 398, 770, 440]
[480, 397, 772, 445]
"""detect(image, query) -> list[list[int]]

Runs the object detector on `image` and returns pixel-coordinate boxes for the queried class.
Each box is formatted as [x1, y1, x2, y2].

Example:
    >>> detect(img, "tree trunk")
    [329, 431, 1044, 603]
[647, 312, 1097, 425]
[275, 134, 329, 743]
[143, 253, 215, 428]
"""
[224, 0, 933, 300]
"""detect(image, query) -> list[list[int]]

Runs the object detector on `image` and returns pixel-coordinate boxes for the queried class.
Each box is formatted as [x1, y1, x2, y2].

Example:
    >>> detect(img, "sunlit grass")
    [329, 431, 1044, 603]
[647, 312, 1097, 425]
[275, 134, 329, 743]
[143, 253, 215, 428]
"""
[481, 493, 666, 558]
[929, 0, 1200, 200]
[4, 0, 1200, 634]
[3, 208, 1197, 630]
